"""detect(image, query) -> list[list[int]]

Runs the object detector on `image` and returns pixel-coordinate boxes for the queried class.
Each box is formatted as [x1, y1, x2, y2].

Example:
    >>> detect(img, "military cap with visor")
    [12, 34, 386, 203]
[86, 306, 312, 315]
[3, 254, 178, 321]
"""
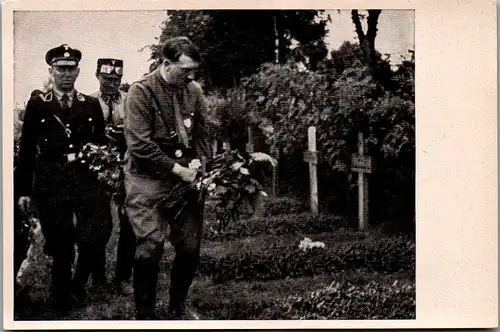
[96, 58, 124, 78]
[45, 44, 82, 67]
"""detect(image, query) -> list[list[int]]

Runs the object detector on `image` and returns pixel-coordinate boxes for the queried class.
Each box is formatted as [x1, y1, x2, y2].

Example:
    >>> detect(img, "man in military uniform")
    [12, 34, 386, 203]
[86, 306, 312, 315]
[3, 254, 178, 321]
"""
[16, 44, 109, 313]
[91, 58, 135, 296]
[124, 36, 213, 320]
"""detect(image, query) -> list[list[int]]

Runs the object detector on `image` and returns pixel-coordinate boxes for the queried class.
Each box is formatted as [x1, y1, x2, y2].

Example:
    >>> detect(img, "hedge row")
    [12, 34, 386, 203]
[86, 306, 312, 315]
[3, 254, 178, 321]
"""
[262, 197, 309, 216]
[264, 280, 415, 320]
[203, 196, 308, 222]
[198, 236, 415, 283]
[203, 213, 351, 241]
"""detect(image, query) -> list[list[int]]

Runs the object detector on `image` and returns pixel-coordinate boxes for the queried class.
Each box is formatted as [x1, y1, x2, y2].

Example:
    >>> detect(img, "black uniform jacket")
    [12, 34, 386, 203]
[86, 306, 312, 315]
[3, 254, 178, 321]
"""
[16, 89, 107, 197]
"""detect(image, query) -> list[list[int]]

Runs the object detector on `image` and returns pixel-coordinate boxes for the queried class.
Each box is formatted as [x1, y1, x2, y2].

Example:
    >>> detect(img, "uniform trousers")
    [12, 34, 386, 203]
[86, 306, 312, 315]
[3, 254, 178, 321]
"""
[124, 171, 204, 318]
[33, 160, 112, 305]
[113, 180, 136, 283]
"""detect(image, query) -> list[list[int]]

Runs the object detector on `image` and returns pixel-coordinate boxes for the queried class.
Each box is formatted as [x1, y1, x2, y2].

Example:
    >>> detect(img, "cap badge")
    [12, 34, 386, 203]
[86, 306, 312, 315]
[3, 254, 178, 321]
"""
[63, 45, 69, 51]
[77, 93, 85, 101]
[64, 52, 70, 57]
[111, 60, 116, 65]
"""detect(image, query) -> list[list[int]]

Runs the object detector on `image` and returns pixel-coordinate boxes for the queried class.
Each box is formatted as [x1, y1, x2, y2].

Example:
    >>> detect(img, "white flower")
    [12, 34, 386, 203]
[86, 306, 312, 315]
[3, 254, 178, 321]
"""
[250, 152, 278, 168]
[299, 237, 326, 251]
[260, 191, 268, 197]
[231, 161, 244, 171]
[239, 167, 249, 175]
[207, 183, 216, 192]
[188, 158, 201, 170]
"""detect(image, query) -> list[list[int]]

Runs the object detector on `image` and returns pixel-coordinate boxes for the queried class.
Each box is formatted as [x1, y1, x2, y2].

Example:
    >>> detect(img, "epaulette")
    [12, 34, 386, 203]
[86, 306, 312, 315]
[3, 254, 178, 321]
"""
[38, 91, 53, 102]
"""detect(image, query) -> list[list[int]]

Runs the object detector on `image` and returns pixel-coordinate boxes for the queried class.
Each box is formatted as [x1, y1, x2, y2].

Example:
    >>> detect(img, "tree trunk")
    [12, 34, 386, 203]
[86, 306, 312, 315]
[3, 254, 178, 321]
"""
[351, 9, 382, 80]
[274, 13, 280, 64]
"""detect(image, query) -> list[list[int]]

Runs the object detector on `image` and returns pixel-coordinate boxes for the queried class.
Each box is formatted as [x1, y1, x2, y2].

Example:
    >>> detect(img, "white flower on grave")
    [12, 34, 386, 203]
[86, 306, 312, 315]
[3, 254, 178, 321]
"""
[299, 237, 326, 251]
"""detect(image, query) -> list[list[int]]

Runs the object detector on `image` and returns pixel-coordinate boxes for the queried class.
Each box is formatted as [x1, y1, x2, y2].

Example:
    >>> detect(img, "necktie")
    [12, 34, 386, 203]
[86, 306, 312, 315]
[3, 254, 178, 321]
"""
[61, 93, 70, 111]
[106, 98, 114, 124]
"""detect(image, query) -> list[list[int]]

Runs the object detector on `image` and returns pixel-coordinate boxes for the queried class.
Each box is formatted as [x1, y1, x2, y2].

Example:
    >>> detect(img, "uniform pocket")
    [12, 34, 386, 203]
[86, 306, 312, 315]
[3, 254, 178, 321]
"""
[152, 111, 175, 141]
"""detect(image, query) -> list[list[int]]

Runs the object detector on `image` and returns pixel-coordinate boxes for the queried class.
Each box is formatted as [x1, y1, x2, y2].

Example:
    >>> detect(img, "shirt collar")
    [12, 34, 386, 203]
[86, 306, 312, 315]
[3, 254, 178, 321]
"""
[98, 90, 122, 104]
[53, 86, 75, 101]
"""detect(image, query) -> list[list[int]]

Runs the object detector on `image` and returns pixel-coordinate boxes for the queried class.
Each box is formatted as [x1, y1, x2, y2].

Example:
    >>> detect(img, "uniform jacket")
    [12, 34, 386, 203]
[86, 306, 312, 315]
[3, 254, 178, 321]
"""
[124, 68, 213, 180]
[91, 90, 128, 154]
[90, 90, 127, 126]
[16, 89, 107, 196]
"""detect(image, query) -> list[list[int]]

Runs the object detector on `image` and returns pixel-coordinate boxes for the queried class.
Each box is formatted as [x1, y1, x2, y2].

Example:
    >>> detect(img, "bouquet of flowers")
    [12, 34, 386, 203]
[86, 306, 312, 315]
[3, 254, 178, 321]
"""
[160, 150, 278, 233]
[75, 142, 125, 192]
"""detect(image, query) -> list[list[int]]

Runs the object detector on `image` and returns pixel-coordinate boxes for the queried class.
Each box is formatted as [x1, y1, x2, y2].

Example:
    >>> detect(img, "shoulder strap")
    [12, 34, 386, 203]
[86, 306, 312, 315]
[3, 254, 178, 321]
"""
[136, 82, 159, 137]
[51, 113, 72, 138]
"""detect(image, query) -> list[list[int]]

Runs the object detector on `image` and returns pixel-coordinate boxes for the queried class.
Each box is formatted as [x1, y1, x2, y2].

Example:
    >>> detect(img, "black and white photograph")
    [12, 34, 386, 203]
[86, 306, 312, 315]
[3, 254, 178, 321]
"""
[3, 1, 497, 329]
[11, 9, 416, 322]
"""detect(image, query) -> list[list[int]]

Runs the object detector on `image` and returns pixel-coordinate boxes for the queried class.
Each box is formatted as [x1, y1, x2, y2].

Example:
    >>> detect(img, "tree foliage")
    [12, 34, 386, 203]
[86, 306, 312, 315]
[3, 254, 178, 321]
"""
[213, 41, 415, 228]
[144, 10, 331, 91]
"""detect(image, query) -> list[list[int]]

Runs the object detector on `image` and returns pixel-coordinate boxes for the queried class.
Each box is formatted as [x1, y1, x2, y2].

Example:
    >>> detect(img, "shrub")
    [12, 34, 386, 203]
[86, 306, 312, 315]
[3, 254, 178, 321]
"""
[220, 48, 415, 232]
[266, 280, 415, 319]
[263, 197, 308, 216]
[198, 236, 415, 282]
[203, 213, 350, 241]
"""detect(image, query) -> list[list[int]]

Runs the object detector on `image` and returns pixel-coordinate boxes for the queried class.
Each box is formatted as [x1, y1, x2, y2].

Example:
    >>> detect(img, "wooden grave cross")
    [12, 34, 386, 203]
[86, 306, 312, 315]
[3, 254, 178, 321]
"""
[270, 144, 279, 197]
[245, 127, 255, 154]
[303, 126, 319, 214]
[350, 132, 373, 231]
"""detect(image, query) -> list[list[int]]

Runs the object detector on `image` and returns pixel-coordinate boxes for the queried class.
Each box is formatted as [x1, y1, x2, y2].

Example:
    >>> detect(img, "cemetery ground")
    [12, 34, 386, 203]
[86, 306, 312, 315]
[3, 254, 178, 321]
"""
[14, 195, 415, 321]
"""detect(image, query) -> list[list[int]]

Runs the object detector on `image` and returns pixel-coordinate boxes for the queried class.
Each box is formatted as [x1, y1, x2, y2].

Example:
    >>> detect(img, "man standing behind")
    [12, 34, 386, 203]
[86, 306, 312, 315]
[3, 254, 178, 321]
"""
[124, 36, 212, 320]
[16, 44, 108, 313]
[91, 58, 135, 296]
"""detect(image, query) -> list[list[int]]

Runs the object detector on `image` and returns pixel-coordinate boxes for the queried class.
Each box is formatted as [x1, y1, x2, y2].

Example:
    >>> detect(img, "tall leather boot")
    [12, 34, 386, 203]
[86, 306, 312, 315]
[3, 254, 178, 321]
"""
[51, 251, 75, 314]
[92, 243, 108, 286]
[115, 206, 136, 282]
[133, 261, 159, 320]
[72, 245, 93, 305]
[168, 250, 200, 318]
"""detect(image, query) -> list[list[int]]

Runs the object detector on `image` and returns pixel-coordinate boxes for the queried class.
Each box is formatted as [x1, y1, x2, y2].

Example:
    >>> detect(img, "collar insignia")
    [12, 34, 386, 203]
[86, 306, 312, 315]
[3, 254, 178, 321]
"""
[77, 93, 85, 102]
[39, 91, 53, 102]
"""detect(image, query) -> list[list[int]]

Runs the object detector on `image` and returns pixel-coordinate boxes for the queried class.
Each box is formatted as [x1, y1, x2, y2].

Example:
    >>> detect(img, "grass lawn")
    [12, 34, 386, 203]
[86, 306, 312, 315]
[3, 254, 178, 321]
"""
[14, 197, 415, 321]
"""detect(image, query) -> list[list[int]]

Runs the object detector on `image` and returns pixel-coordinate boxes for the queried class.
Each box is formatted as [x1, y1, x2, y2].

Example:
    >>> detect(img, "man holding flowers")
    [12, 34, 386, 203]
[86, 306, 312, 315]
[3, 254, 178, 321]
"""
[123, 36, 213, 320]
[16, 44, 109, 313]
